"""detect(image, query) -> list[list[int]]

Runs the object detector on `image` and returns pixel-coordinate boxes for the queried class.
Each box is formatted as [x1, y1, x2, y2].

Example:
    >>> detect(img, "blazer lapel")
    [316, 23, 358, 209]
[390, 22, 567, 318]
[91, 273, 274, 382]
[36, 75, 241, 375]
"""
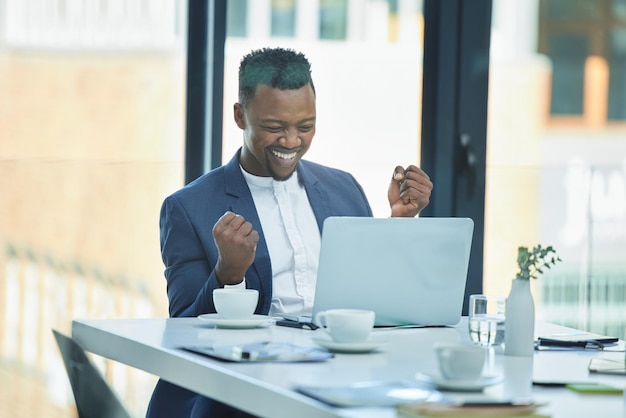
[298, 161, 332, 234]
[222, 152, 273, 312]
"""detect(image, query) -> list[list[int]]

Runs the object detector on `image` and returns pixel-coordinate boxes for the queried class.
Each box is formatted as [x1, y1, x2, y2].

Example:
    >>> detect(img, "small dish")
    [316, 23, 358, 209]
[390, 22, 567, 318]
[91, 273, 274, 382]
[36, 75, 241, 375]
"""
[197, 314, 272, 329]
[311, 333, 388, 353]
[415, 372, 503, 392]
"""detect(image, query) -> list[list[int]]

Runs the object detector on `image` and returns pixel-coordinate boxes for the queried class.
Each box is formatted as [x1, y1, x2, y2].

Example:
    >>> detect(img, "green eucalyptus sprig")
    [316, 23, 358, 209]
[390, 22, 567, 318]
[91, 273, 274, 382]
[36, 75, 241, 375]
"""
[515, 244, 562, 280]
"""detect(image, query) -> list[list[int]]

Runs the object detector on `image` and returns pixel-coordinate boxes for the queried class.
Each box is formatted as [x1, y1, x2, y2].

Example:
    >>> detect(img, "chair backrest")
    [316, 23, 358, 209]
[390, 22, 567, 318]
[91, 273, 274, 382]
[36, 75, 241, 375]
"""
[52, 329, 132, 418]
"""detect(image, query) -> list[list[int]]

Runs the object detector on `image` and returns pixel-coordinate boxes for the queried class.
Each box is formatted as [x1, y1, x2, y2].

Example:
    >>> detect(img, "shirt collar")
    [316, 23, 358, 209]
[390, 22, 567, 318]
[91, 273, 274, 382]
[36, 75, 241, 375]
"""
[240, 166, 301, 192]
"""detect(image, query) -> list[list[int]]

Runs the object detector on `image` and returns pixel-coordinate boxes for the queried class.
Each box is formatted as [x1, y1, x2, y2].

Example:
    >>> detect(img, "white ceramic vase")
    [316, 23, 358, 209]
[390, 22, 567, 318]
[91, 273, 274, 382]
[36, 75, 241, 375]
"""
[504, 279, 535, 356]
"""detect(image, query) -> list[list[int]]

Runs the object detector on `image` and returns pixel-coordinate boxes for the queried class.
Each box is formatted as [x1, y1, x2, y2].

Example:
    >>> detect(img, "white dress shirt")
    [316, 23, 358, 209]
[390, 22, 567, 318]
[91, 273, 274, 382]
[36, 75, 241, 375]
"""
[240, 167, 321, 316]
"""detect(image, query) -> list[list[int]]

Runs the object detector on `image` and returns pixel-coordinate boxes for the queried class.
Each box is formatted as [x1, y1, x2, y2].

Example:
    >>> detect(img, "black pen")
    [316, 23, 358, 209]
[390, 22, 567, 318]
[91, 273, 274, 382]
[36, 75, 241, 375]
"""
[275, 316, 319, 330]
[533, 380, 589, 387]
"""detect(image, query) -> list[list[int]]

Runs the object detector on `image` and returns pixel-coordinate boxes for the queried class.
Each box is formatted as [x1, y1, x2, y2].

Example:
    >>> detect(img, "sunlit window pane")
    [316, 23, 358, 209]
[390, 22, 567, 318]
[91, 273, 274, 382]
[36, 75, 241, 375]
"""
[487, 0, 626, 338]
[272, 0, 296, 37]
[612, 0, 626, 19]
[227, 0, 248, 37]
[224, 0, 424, 217]
[0, 1, 187, 416]
[548, 34, 588, 116]
[546, 0, 599, 20]
[320, 0, 348, 40]
[608, 28, 626, 120]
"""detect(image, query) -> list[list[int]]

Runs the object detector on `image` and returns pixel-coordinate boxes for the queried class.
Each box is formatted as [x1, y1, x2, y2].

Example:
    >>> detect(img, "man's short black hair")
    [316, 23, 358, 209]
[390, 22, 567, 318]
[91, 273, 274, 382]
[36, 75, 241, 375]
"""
[238, 47, 315, 107]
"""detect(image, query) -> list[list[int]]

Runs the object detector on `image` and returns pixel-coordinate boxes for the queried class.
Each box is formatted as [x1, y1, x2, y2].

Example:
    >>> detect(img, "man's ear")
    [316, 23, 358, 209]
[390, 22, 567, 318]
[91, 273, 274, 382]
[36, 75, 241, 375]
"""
[234, 103, 246, 129]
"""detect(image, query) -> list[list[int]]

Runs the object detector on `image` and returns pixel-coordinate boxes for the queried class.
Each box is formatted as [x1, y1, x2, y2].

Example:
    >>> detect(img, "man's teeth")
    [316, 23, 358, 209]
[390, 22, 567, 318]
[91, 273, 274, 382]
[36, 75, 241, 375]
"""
[271, 150, 296, 160]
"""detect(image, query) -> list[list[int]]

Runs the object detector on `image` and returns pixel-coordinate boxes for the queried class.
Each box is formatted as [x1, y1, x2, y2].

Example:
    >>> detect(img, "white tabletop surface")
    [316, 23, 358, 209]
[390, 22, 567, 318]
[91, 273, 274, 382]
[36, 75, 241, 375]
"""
[72, 317, 626, 418]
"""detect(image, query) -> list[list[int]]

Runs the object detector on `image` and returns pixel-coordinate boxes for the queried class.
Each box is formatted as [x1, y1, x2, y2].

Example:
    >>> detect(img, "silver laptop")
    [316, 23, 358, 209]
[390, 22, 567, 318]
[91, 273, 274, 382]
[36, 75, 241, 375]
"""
[312, 217, 474, 326]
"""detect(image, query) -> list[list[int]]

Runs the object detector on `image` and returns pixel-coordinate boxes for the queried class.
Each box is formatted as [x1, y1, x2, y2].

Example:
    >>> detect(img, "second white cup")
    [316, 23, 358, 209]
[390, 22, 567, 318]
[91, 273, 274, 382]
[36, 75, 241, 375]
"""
[434, 342, 486, 381]
[314, 309, 375, 343]
[213, 288, 259, 320]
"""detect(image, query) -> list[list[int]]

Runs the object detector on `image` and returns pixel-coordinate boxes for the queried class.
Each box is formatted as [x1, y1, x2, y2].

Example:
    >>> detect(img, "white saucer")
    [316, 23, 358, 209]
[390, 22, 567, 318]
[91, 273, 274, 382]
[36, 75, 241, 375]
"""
[311, 334, 388, 353]
[197, 314, 272, 329]
[415, 372, 503, 392]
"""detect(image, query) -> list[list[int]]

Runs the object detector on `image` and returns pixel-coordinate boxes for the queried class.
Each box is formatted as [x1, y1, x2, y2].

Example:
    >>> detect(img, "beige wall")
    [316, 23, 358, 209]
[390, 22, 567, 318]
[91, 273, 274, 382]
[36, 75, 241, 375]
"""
[0, 51, 186, 317]
[0, 50, 186, 416]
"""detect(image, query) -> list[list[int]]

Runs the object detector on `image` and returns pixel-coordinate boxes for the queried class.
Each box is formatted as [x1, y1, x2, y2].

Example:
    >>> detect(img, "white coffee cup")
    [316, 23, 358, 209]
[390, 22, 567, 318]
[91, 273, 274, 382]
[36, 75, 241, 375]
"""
[213, 288, 259, 320]
[434, 342, 486, 381]
[314, 309, 375, 343]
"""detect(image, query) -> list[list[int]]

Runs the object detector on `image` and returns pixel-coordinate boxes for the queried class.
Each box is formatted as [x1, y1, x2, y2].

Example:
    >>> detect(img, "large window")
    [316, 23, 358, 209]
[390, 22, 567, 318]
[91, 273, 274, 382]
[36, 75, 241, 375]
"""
[486, 0, 626, 336]
[224, 0, 425, 218]
[0, 1, 426, 416]
[0, 1, 187, 416]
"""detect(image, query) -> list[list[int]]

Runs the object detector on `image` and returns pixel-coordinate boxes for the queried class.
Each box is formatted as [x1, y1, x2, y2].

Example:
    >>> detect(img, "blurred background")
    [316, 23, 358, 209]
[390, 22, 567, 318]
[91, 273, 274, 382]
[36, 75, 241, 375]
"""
[1, 0, 625, 416]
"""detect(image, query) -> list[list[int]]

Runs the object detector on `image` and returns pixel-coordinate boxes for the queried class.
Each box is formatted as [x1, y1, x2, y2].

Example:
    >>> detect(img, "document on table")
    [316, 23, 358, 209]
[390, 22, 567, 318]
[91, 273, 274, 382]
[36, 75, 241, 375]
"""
[536, 331, 621, 351]
[181, 341, 334, 362]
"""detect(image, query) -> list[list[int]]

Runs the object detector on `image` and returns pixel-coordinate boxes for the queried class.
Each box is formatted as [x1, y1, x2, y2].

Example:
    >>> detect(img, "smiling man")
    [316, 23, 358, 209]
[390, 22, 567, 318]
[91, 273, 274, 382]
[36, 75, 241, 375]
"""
[147, 47, 433, 418]
[237, 83, 315, 180]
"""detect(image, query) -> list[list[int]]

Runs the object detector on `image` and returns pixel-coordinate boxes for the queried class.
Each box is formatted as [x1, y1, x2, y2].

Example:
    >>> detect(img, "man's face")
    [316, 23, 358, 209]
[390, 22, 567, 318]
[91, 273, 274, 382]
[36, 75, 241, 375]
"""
[235, 84, 316, 181]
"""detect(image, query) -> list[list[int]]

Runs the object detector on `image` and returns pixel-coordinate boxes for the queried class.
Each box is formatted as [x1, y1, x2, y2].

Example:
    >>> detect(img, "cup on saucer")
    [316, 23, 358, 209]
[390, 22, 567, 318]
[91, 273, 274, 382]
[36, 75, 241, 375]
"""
[434, 342, 486, 381]
[213, 288, 259, 320]
[314, 309, 375, 343]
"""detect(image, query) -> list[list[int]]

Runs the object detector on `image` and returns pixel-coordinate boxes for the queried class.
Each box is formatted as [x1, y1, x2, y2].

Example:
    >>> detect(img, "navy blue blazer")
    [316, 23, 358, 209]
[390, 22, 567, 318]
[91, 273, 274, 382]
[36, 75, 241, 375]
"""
[159, 149, 373, 318]
[147, 150, 373, 418]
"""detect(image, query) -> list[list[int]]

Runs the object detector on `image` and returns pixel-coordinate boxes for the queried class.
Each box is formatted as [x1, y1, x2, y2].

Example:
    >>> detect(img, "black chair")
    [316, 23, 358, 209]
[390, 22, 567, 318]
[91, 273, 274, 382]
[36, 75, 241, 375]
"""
[52, 329, 132, 418]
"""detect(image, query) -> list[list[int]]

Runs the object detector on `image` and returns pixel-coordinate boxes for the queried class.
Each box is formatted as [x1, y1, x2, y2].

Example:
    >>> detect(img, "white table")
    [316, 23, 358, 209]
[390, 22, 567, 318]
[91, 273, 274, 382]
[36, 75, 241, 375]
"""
[72, 317, 626, 417]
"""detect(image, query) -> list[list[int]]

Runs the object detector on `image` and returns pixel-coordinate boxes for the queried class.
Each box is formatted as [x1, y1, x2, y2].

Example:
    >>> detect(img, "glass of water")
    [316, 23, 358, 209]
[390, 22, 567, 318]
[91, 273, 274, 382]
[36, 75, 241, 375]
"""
[468, 294, 506, 346]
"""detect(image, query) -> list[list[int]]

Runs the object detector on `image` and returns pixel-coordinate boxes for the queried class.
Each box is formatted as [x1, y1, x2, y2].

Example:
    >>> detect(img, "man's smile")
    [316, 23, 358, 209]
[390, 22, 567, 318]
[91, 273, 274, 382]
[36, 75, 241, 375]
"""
[270, 149, 297, 160]
[269, 148, 300, 168]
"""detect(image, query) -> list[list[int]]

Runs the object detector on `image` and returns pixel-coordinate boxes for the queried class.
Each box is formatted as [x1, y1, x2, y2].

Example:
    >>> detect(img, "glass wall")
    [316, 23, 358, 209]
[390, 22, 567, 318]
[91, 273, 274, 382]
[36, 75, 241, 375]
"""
[8, 0, 624, 415]
[0, 0, 187, 416]
[485, 0, 626, 337]
[224, 0, 425, 218]
[0, 1, 425, 415]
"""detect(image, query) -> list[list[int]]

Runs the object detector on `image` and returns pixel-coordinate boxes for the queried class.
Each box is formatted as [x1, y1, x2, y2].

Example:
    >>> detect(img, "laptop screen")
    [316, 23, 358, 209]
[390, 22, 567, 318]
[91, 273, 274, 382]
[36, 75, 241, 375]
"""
[312, 217, 474, 326]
